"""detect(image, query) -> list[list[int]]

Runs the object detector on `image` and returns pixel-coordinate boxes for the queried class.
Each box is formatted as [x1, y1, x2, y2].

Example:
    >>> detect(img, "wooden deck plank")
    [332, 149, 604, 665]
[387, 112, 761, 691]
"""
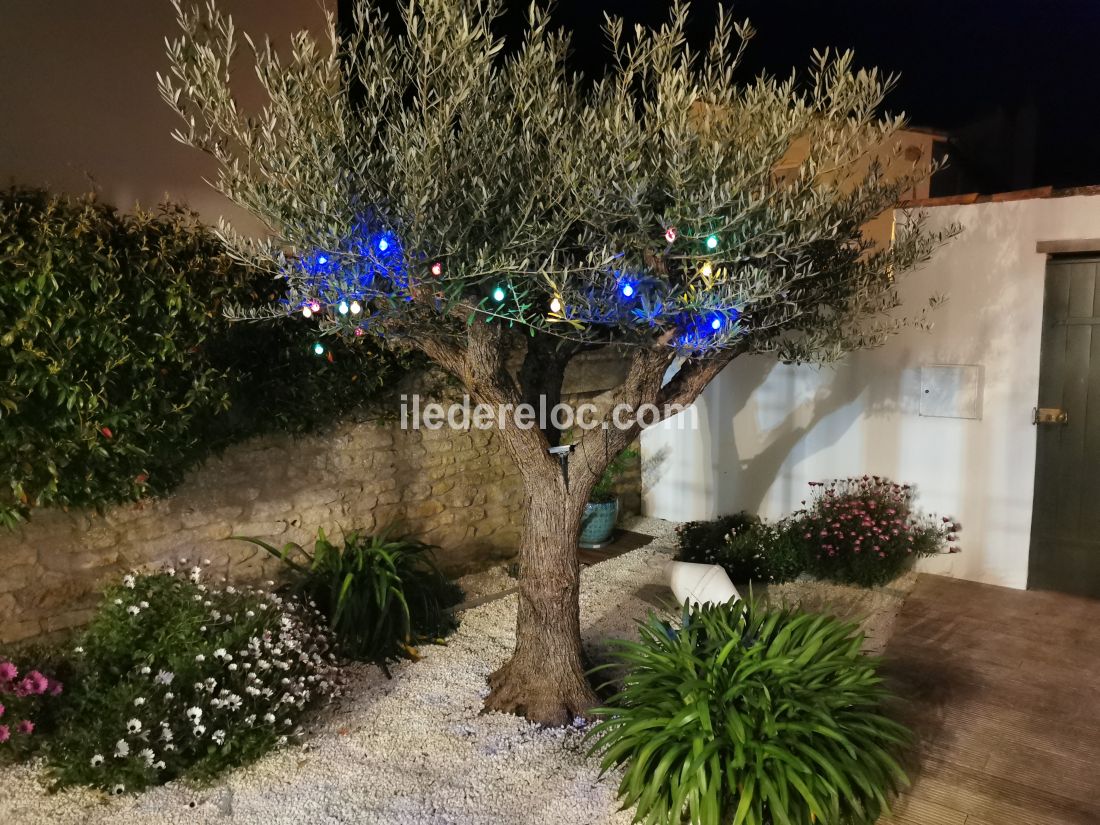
[880, 573, 1100, 824]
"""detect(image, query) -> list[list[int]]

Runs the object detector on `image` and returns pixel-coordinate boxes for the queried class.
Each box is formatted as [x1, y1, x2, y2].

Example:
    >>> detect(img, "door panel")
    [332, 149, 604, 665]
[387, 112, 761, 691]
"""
[1029, 257, 1100, 597]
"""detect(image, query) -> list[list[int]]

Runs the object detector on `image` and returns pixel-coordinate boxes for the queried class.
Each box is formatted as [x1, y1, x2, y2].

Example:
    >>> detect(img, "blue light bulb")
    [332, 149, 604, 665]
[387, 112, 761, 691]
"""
[317, 255, 328, 265]
[378, 238, 389, 252]
[621, 283, 635, 298]
[711, 317, 722, 330]
[706, 234, 719, 250]
[492, 286, 506, 302]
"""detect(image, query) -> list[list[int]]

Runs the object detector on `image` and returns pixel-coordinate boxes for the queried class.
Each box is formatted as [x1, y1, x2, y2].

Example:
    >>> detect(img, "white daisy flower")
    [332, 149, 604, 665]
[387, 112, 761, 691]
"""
[90, 754, 104, 767]
[114, 740, 130, 758]
[126, 719, 142, 734]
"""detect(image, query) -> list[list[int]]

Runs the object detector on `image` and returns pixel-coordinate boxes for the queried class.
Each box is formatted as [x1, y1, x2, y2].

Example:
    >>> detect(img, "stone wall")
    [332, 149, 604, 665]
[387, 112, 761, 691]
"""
[0, 350, 642, 645]
[0, 419, 528, 644]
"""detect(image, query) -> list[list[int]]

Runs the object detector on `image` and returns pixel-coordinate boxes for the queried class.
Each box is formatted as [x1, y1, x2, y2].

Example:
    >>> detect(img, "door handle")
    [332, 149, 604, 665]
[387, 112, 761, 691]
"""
[1033, 407, 1069, 425]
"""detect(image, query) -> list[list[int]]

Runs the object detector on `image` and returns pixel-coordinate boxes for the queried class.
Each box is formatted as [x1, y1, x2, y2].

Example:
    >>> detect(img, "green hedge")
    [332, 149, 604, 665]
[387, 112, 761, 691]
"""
[0, 188, 411, 526]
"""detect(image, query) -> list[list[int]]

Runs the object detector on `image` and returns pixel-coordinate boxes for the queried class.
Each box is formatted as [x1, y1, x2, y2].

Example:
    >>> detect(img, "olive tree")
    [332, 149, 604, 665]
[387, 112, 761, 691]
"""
[161, 0, 950, 725]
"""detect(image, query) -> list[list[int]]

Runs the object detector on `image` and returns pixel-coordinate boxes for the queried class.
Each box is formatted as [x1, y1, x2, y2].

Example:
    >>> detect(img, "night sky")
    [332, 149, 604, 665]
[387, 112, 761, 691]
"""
[346, 0, 1100, 193]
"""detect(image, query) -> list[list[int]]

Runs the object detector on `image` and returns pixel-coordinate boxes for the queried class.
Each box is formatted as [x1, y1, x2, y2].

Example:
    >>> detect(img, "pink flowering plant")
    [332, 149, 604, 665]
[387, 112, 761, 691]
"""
[795, 476, 961, 587]
[0, 656, 65, 760]
[45, 563, 340, 793]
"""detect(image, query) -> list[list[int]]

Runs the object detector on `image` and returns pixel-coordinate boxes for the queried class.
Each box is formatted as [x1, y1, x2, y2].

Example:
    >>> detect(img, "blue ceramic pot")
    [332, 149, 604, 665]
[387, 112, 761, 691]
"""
[579, 499, 619, 547]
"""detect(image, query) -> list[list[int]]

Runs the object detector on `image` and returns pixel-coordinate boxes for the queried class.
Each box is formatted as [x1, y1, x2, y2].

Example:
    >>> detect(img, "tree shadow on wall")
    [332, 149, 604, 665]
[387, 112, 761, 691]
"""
[700, 350, 908, 517]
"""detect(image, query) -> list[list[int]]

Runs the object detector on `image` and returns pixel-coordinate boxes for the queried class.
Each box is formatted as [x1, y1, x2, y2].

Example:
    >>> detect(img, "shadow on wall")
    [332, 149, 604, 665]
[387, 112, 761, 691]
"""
[644, 198, 1051, 590]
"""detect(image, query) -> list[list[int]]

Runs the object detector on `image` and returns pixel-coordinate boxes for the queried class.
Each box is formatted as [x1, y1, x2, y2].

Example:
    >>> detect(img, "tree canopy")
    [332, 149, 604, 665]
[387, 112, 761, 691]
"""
[161, 0, 949, 371]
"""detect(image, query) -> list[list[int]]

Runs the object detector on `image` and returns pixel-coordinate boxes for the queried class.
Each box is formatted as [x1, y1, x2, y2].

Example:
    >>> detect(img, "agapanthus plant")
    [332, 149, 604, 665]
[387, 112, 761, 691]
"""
[45, 564, 340, 793]
[0, 658, 64, 760]
[795, 476, 960, 586]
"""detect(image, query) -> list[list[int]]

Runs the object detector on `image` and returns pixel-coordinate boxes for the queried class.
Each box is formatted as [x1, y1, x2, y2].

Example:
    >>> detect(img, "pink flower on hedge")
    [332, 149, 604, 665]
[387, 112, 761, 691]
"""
[49, 680, 63, 696]
[0, 703, 5, 717]
[0, 662, 16, 682]
[16, 720, 33, 735]
[16, 671, 48, 696]
[0, 725, 9, 743]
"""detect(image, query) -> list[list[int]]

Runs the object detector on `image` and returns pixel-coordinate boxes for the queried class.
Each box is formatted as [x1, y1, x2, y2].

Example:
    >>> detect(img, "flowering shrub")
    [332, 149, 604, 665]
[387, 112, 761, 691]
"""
[45, 564, 340, 793]
[718, 519, 805, 584]
[677, 513, 805, 584]
[0, 657, 64, 760]
[675, 513, 759, 565]
[796, 477, 961, 587]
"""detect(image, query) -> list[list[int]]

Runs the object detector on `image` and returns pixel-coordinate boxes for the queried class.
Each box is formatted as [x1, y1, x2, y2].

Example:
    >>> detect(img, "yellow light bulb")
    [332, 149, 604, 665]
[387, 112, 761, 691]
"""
[701, 263, 713, 278]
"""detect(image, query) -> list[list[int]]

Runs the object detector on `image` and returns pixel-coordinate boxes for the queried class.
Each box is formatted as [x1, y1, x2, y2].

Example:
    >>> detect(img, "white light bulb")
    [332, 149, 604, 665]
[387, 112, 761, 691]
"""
[338, 301, 349, 315]
[350, 301, 362, 315]
[302, 306, 313, 318]
[550, 297, 562, 313]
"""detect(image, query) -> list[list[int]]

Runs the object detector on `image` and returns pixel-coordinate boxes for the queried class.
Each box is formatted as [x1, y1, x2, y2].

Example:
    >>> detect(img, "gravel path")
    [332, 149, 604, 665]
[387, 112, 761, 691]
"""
[0, 518, 677, 825]
[1, 517, 913, 825]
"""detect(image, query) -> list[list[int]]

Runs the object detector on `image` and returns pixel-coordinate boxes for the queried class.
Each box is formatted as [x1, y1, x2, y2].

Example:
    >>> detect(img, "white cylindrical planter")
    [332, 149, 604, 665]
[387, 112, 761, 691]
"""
[667, 561, 741, 607]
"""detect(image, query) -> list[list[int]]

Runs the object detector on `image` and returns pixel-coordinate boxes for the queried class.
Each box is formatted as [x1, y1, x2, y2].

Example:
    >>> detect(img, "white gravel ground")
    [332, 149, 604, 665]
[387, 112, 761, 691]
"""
[1, 516, 912, 825]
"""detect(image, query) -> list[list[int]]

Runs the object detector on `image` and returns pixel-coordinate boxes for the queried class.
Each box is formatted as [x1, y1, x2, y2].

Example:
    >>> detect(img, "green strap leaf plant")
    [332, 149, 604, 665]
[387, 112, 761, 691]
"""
[586, 597, 910, 825]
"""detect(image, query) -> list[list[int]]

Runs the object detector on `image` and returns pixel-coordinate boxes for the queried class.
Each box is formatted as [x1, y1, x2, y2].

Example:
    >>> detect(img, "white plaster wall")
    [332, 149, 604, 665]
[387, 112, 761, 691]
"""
[642, 195, 1100, 589]
[0, 0, 333, 230]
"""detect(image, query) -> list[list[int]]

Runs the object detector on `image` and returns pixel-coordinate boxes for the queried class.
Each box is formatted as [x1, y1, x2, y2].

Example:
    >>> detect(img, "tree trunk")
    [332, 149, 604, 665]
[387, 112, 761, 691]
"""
[483, 469, 598, 726]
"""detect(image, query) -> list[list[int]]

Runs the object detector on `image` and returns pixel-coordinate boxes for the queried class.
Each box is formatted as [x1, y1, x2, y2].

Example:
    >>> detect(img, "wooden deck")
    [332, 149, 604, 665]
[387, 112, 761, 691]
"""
[881, 574, 1100, 824]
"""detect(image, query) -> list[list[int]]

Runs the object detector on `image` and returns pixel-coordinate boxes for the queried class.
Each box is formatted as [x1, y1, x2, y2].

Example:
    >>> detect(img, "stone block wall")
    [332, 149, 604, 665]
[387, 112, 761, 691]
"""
[0, 349, 644, 645]
[0, 420, 525, 644]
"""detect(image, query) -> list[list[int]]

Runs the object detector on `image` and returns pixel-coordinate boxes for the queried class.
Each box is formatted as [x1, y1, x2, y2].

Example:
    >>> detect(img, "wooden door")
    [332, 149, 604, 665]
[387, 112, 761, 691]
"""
[1029, 256, 1100, 597]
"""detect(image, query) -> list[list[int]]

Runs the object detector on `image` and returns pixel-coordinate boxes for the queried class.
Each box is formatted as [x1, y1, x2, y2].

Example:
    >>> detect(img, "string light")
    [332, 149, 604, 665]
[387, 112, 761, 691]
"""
[621, 283, 635, 298]
[317, 255, 328, 265]
[312, 342, 325, 356]
[711, 316, 722, 330]
[550, 297, 562, 313]
[302, 306, 313, 318]
[701, 262, 713, 279]
[354, 327, 365, 337]
[309, 300, 321, 313]
[705, 234, 719, 251]
[377, 238, 389, 252]
[665, 226, 678, 243]
[492, 286, 506, 302]
[338, 301, 349, 315]
[350, 300, 362, 315]
[430, 261, 443, 277]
